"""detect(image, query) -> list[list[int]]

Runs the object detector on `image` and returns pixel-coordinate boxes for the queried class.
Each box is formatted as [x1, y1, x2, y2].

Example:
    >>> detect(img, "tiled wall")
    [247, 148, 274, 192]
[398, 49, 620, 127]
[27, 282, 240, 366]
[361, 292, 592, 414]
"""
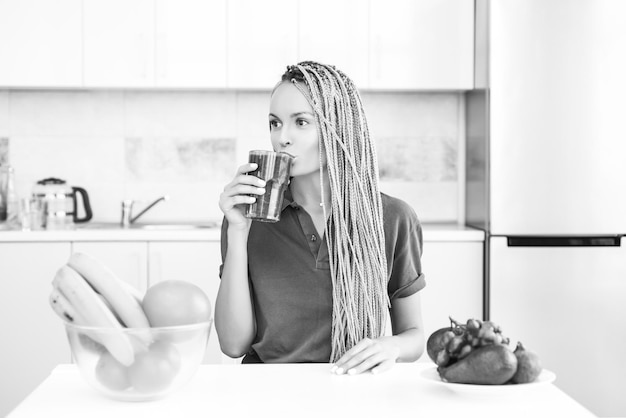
[0, 90, 463, 223]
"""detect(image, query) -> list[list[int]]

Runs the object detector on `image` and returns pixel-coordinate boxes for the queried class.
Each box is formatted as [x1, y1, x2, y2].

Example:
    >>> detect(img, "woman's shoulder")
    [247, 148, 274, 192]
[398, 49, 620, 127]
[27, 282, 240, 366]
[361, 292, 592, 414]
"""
[380, 193, 423, 252]
[381, 193, 419, 222]
[380, 192, 422, 238]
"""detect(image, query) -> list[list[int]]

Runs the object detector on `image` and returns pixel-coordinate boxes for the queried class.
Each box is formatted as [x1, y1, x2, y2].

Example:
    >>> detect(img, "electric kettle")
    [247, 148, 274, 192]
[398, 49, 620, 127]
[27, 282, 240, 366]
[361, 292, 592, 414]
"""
[32, 178, 92, 229]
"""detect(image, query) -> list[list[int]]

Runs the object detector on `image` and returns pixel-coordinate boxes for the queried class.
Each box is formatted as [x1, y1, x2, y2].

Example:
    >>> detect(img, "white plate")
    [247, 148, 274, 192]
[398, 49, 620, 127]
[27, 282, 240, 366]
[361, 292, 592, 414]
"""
[419, 365, 556, 396]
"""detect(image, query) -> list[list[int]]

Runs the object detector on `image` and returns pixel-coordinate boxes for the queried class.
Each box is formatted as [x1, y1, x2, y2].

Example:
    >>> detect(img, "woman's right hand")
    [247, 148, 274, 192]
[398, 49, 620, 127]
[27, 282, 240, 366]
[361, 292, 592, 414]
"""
[219, 163, 266, 231]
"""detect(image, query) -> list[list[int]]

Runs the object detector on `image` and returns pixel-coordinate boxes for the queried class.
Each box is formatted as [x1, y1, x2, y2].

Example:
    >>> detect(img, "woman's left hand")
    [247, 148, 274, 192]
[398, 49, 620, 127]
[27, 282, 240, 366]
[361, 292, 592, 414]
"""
[331, 337, 400, 375]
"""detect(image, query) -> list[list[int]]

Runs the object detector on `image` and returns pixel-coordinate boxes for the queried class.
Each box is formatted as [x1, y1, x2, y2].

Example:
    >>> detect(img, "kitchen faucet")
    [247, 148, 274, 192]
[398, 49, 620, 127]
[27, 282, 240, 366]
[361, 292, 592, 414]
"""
[120, 195, 170, 227]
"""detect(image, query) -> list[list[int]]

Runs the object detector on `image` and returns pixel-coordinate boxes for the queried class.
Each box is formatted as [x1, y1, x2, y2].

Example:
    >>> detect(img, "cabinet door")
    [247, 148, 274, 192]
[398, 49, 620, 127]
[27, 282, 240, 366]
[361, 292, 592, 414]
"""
[148, 242, 237, 364]
[83, 0, 155, 87]
[71, 242, 148, 294]
[155, 0, 227, 87]
[369, 0, 474, 90]
[298, 0, 369, 88]
[0, 0, 82, 87]
[418, 241, 483, 361]
[0, 242, 71, 418]
[227, 0, 298, 88]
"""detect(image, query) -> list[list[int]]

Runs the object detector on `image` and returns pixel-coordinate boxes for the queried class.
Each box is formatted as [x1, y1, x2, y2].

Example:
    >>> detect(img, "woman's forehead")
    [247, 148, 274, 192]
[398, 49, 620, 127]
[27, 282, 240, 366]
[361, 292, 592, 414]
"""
[269, 82, 313, 115]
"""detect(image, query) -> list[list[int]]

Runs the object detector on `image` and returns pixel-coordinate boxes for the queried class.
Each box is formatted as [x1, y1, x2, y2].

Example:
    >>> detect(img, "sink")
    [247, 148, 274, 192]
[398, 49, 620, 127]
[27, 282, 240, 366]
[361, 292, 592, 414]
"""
[134, 223, 218, 230]
[77, 221, 220, 231]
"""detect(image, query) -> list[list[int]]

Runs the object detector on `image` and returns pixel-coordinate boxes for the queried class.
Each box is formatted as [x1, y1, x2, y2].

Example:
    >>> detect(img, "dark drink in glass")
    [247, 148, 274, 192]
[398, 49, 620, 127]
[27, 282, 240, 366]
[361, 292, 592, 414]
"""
[245, 150, 294, 222]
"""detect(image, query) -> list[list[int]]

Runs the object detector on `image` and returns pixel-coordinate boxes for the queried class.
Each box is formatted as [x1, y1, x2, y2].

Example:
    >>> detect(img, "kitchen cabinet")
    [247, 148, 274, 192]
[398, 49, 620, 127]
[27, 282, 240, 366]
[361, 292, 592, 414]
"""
[148, 241, 237, 364]
[369, 0, 474, 90]
[418, 240, 483, 361]
[84, 0, 227, 88]
[297, 0, 369, 89]
[227, 0, 298, 88]
[0, 242, 72, 418]
[0, 0, 473, 90]
[70, 241, 148, 294]
[154, 0, 227, 88]
[0, 0, 82, 87]
[83, 0, 155, 87]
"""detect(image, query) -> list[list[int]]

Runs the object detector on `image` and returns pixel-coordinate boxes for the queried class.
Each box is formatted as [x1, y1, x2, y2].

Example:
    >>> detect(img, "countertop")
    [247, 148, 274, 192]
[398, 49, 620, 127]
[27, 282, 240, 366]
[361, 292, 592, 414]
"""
[0, 222, 484, 242]
[8, 363, 595, 418]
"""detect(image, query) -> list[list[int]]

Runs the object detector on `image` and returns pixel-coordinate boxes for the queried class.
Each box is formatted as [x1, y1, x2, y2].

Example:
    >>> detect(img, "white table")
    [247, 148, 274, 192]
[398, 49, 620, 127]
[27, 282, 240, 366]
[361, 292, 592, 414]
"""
[9, 363, 596, 417]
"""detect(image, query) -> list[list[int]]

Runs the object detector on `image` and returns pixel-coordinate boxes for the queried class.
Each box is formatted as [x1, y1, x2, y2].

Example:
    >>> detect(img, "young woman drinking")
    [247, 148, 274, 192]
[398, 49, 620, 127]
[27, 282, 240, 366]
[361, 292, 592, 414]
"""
[216, 61, 425, 375]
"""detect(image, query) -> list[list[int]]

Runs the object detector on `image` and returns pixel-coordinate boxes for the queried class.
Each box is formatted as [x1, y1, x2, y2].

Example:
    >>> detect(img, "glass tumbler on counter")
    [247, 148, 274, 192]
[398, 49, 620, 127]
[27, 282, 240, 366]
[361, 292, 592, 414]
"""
[18, 198, 45, 231]
[245, 150, 294, 223]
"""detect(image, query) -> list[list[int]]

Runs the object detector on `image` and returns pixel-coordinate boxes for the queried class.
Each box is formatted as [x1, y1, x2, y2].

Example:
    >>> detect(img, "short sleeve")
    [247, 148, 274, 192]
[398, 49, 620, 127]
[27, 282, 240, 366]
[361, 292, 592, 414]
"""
[219, 217, 228, 278]
[383, 195, 426, 300]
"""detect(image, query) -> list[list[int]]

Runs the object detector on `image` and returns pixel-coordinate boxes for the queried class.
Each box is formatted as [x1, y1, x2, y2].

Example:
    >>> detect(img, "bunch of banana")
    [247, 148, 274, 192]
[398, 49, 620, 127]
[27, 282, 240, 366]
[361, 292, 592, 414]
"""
[49, 252, 151, 366]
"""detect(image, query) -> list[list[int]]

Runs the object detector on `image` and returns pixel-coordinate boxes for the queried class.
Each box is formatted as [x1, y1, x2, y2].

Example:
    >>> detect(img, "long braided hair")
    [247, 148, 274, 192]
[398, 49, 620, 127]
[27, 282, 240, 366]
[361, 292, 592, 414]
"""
[278, 61, 389, 362]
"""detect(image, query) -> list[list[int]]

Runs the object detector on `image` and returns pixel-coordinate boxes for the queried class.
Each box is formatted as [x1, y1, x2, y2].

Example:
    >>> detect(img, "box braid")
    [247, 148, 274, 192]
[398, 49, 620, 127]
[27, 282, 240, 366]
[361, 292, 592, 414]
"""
[279, 62, 389, 362]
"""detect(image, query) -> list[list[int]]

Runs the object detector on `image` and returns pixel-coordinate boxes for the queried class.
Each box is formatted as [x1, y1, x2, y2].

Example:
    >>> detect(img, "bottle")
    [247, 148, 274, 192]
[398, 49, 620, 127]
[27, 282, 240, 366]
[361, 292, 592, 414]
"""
[0, 166, 10, 222]
[0, 165, 17, 226]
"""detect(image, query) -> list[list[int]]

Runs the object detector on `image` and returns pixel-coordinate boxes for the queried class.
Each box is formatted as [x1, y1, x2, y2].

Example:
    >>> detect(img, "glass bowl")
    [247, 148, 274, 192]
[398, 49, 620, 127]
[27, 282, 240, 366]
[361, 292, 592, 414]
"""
[64, 320, 212, 401]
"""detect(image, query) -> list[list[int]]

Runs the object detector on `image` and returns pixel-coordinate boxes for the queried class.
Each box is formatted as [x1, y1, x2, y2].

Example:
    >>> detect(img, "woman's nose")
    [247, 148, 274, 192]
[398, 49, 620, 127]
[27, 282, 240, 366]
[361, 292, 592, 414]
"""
[278, 128, 292, 147]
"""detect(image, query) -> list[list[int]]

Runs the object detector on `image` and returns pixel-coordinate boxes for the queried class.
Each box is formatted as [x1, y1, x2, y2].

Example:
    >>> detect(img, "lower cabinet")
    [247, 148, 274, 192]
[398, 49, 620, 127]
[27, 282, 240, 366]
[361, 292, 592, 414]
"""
[148, 241, 238, 364]
[0, 242, 72, 418]
[418, 241, 483, 362]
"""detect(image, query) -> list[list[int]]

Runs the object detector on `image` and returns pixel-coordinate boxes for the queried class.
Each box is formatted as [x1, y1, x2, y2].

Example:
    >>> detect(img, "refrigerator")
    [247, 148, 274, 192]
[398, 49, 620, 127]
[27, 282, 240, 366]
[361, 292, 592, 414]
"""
[466, 1, 626, 417]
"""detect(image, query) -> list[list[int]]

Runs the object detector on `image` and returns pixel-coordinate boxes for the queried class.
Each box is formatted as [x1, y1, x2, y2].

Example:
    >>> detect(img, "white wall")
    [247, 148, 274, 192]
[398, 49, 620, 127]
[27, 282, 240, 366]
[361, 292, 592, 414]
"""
[0, 90, 463, 223]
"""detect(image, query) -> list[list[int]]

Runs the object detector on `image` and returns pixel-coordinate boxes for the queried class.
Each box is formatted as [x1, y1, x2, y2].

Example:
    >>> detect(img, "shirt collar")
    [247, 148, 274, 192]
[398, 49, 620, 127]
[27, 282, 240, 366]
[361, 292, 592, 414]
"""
[282, 186, 298, 211]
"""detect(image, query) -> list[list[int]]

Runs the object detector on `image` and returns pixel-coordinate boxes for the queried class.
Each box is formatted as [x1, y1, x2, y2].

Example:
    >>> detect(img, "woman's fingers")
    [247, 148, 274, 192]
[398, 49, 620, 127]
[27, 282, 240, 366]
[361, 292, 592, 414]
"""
[224, 183, 266, 198]
[331, 339, 374, 374]
[238, 162, 258, 175]
[218, 162, 269, 222]
[370, 358, 395, 375]
[331, 338, 400, 375]
[229, 194, 257, 207]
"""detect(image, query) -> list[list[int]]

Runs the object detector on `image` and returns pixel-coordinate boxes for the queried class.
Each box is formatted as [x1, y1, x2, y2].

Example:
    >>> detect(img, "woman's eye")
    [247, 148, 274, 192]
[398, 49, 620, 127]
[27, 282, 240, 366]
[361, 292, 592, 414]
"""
[269, 120, 282, 129]
[296, 118, 309, 127]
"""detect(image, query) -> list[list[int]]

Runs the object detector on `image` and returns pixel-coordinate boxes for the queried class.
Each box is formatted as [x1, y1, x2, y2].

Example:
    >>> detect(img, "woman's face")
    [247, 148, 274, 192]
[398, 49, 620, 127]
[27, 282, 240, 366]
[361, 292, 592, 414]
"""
[269, 82, 325, 177]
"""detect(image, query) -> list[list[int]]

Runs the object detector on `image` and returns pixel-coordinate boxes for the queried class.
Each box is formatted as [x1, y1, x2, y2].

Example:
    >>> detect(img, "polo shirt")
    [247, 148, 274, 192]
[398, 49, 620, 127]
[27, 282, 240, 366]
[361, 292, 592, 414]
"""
[219, 189, 426, 363]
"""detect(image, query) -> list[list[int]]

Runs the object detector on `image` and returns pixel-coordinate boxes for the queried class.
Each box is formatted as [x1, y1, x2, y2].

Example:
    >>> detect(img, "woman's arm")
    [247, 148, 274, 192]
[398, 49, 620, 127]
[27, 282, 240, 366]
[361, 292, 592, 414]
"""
[331, 291, 425, 375]
[215, 226, 257, 358]
[215, 162, 266, 358]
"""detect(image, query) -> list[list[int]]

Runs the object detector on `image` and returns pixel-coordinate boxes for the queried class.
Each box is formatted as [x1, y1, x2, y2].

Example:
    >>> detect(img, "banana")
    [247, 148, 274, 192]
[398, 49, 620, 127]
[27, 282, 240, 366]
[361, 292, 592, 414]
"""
[49, 287, 86, 324]
[50, 288, 119, 326]
[52, 265, 135, 366]
[116, 277, 143, 306]
[67, 252, 150, 329]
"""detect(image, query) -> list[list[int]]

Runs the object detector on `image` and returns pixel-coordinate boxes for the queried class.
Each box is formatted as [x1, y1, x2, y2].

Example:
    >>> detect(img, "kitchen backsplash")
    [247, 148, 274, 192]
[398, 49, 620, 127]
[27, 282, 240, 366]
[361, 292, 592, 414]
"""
[0, 90, 463, 223]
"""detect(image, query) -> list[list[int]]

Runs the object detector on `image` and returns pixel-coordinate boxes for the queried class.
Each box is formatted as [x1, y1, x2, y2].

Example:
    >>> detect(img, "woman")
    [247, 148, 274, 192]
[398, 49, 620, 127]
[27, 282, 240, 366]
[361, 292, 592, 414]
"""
[216, 61, 425, 375]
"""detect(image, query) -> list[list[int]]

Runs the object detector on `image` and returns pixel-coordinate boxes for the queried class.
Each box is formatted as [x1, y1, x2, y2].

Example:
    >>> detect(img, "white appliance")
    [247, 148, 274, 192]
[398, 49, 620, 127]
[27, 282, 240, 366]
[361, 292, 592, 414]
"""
[467, 1, 626, 416]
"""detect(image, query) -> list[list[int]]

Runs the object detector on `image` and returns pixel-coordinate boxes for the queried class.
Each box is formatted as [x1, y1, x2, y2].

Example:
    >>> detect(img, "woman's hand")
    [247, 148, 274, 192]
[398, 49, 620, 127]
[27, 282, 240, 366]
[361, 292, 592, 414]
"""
[332, 294, 425, 375]
[331, 336, 401, 375]
[219, 163, 266, 230]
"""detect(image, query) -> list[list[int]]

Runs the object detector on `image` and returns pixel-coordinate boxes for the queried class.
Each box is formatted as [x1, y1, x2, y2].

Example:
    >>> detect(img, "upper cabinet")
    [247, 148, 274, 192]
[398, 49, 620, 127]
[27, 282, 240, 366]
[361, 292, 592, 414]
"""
[369, 0, 474, 90]
[227, 0, 298, 89]
[83, 0, 155, 87]
[155, 0, 227, 88]
[0, 0, 82, 87]
[83, 0, 227, 88]
[0, 0, 474, 90]
[298, 0, 369, 89]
